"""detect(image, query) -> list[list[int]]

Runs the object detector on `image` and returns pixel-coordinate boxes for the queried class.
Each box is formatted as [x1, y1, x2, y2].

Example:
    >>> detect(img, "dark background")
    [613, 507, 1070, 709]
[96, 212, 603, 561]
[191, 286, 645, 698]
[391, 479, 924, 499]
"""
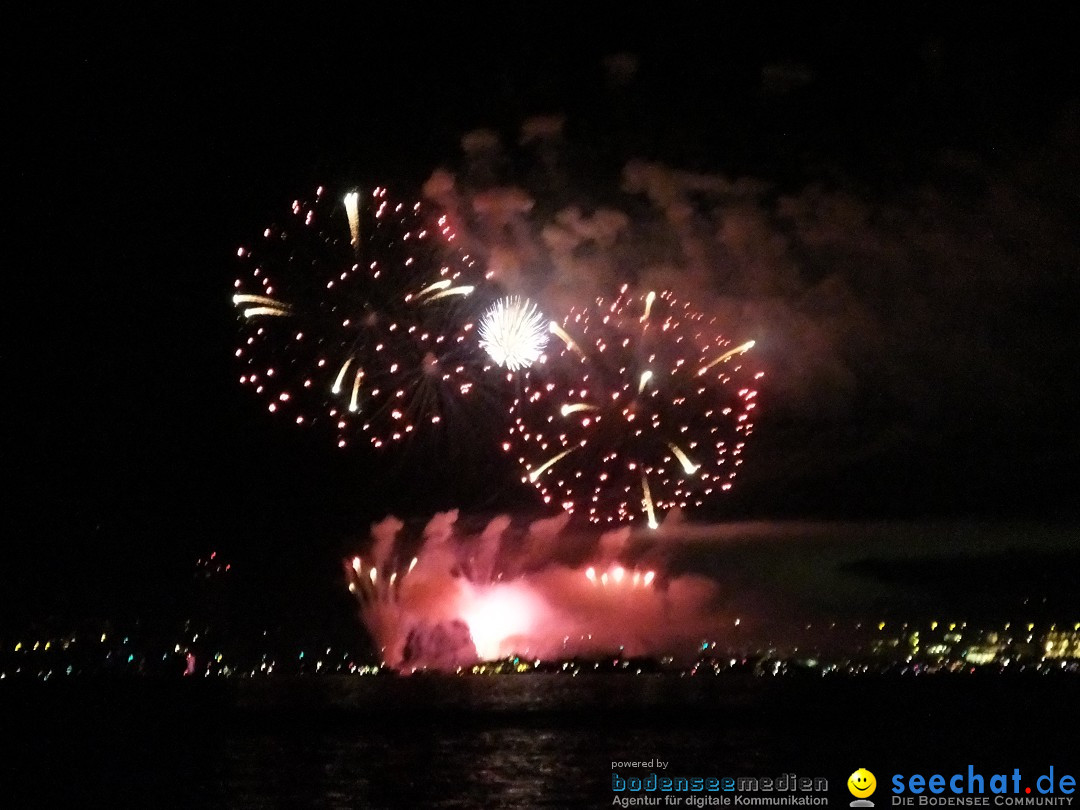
[4, 6, 1078, 634]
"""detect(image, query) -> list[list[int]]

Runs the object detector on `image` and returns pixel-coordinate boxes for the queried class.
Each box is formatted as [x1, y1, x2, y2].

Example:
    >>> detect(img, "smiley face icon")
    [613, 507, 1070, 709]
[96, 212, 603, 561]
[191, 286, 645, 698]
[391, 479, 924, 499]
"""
[848, 768, 877, 799]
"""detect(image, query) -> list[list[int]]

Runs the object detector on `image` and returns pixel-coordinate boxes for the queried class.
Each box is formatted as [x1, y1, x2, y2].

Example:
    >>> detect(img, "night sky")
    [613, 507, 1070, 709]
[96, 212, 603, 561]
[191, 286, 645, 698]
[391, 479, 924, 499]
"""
[5, 7, 1079, 629]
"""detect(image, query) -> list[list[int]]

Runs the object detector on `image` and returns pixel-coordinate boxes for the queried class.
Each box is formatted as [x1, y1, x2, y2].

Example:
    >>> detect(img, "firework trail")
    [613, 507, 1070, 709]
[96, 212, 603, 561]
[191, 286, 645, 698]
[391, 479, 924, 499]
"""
[232, 186, 494, 450]
[506, 286, 761, 527]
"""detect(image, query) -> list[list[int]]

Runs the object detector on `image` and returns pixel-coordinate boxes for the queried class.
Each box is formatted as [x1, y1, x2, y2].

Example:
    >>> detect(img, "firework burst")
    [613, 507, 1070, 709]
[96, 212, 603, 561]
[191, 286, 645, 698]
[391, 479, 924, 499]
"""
[478, 296, 549, 372]
[232, 186, 494, 449]
[506, 286, 761, 526]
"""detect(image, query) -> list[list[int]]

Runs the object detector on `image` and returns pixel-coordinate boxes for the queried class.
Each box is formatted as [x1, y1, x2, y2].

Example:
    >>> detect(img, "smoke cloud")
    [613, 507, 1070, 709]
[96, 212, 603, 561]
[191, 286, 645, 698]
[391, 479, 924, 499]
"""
[419, 103, 1079, 504]
[345, 510, 722, 670]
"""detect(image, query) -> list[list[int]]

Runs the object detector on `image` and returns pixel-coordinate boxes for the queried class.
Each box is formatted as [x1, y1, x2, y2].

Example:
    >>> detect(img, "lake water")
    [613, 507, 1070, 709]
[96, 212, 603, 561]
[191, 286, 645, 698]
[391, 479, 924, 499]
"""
[4, 674, 1077, 808]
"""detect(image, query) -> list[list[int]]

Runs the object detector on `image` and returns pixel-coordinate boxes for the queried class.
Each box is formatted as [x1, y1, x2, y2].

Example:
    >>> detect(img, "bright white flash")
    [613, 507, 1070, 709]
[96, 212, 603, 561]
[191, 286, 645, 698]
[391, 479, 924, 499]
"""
[479, 297, 549, 371]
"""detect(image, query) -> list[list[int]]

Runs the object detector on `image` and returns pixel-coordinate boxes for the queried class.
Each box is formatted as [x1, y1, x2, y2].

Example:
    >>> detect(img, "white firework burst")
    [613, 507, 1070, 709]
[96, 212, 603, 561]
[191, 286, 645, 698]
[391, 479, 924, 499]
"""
[478, 296, 549, 372]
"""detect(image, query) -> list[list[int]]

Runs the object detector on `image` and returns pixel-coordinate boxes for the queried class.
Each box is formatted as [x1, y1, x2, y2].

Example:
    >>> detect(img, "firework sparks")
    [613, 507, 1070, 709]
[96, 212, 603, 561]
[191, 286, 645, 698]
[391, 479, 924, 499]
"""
[507, 286, 761, 525]
[527, 445, 579, 483]
[585, 563, 657, 588]
[478, 296, 549, 372]
[699, 340, 756, 374]
[548, 321, 583, 356]
[232, 186, 492, 449]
